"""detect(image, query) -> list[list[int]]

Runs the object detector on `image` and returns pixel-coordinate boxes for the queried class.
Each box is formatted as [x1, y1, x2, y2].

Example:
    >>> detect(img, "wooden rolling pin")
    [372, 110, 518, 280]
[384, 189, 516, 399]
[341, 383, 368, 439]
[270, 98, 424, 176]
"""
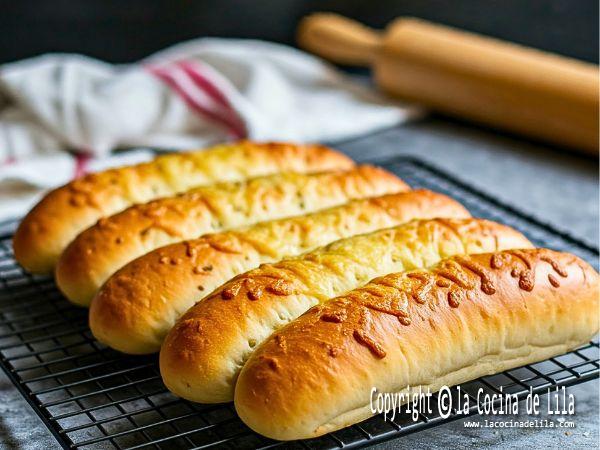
[298, 14, 599, 154]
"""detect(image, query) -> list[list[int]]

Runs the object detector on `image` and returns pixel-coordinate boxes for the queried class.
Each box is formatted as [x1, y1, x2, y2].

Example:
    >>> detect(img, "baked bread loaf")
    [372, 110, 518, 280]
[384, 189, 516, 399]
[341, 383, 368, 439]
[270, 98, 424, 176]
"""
[90, 190, 470, 354]
[235, 249, 599, 440]
[160, 218, 532, 403]
[57, 166, 406, 306]
[13, 141, 354, 274]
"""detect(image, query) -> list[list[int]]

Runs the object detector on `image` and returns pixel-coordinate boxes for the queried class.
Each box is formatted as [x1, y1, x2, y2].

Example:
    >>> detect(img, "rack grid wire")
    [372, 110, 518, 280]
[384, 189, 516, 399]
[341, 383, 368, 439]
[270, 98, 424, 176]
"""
[0, 156, 598, 450]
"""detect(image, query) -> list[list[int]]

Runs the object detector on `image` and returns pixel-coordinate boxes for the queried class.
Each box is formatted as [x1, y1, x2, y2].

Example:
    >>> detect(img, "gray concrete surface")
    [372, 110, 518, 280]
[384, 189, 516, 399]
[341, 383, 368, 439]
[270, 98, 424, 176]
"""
[1, 117, 598, 449]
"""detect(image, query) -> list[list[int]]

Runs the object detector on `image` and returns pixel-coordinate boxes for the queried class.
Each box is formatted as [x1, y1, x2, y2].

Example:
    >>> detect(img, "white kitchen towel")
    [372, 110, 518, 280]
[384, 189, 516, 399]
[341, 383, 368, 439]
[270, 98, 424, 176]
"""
[0, 38, 419, 220]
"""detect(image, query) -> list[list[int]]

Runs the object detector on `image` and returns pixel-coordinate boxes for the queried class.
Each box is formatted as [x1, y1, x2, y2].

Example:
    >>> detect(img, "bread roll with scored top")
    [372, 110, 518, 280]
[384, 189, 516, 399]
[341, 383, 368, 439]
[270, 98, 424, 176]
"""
[14, 141, 354, 274]
[160, 218, 532, 403]
[235, 249, 599, 440]
[57, 166, 406, 306]
[91, 190, 470, 354]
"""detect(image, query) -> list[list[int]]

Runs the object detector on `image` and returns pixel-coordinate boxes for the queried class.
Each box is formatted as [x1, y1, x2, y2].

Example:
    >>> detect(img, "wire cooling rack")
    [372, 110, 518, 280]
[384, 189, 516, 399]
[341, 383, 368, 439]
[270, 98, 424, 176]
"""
[0, 156, 598, 450]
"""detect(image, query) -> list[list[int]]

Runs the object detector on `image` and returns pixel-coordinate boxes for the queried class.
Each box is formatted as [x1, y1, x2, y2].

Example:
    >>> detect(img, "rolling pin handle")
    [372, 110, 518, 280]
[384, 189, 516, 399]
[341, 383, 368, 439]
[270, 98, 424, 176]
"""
[297, 13, 382, 66]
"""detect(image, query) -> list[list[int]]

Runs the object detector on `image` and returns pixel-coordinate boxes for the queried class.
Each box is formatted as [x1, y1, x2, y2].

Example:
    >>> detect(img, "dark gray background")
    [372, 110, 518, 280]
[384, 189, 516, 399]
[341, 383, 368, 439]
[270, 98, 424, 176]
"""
[0, 0, 598, 64]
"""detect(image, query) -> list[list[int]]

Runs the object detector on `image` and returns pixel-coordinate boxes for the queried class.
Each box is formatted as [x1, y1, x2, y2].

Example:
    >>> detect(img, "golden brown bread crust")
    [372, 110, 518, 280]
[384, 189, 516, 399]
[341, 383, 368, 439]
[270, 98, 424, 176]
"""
[159, 218, 532, 403]
[234, 249, 599, 440]
[56, 166, 406, 306]
[13, 141, 354, 274]
[90, 190, 470, 354]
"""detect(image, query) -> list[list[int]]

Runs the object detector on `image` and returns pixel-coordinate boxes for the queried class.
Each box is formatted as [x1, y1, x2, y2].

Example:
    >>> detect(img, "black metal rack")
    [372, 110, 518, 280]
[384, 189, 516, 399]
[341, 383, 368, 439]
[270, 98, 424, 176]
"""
[0, 156, 597, 450]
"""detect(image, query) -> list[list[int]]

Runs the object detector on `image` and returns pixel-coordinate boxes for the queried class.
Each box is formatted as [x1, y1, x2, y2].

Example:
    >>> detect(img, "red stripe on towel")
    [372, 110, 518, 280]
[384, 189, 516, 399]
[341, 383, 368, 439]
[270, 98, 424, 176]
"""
[147, 62, 246, 139]
[1, 156, 16, 166]
[74, 154, 91, 178]
[178, 60, 246, 138]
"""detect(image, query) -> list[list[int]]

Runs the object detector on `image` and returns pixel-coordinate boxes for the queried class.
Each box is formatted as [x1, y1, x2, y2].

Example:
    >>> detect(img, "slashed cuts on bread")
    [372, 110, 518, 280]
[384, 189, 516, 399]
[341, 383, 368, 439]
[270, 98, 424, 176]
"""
[56, 166, 407, 306]
[13, 141, 354, 274]
[90, 190, 470, 354]
[235, 249, 599, 440]
[160, 218, 532, 403]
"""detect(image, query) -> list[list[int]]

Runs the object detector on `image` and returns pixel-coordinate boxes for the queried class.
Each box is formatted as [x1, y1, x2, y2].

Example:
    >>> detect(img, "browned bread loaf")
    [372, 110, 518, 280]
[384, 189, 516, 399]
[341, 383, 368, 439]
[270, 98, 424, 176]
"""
[90, 190, 470, 354]
[235, 249, 599, 440]
[13, 141, 354, 274]
[56, 166, 407, 306]
[160, 218, 532, 403]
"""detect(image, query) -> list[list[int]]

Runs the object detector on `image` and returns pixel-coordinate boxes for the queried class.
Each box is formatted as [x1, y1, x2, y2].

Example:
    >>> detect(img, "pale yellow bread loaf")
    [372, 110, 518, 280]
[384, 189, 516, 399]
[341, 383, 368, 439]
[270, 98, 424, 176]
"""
[90, 190, 470, 354]
[235, 249, 599, 440]
[14, 141, 354, 274]
[56, 166, 406, 306]
[160, 218, 532, 403]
